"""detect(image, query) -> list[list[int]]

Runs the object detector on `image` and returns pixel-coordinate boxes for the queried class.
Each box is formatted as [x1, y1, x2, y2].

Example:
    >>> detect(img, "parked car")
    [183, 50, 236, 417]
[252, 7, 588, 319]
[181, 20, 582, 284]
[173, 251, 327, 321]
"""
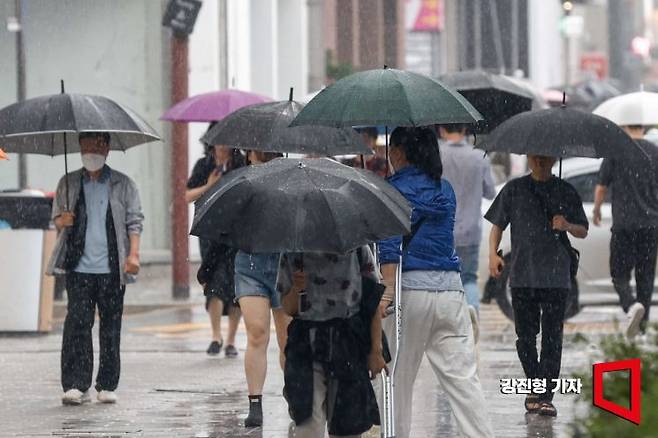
[478, 157, 621, 320]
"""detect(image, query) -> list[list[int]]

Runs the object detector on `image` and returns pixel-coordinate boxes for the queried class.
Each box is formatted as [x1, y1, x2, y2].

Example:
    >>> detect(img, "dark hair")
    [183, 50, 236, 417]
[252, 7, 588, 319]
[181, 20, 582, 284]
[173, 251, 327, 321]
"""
[356, 127, 378, 140]
[439, 123, 468, 134]
[390, 126, 443, 181]
[79, 132, 111, 145]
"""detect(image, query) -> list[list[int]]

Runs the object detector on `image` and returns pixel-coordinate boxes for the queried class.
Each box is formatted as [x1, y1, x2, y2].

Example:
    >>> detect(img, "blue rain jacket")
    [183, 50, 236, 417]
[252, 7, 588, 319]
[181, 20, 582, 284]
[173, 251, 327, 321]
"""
[378, 165, 461, 272]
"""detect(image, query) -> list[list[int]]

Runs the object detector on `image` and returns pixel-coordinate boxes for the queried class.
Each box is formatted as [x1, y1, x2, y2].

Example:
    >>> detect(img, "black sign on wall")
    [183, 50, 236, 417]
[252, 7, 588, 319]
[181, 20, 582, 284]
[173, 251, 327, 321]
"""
[162, 0, 202, 37]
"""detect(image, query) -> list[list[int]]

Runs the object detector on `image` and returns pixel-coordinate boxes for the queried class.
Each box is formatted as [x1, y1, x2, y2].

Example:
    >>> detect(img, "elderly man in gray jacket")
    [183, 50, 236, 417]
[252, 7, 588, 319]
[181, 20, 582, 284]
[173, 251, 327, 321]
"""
[47, 132, 143, 406]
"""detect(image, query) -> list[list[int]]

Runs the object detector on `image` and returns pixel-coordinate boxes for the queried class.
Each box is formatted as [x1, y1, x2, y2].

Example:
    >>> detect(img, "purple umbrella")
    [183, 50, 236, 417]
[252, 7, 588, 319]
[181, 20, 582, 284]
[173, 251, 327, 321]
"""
[161, 89, 271, 122]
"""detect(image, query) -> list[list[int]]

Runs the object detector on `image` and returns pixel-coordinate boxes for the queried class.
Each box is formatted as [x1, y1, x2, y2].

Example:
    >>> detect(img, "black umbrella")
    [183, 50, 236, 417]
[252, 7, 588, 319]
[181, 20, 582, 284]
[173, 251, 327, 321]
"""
[190, 157, 411, 254]
[0, 81, 161, 209]
[479, 105, 638, 160]
[439, 70, 536, 133]
[561, 79, 622, 112]
[201, 89, 372, 156]
[0, 86, 160, 154]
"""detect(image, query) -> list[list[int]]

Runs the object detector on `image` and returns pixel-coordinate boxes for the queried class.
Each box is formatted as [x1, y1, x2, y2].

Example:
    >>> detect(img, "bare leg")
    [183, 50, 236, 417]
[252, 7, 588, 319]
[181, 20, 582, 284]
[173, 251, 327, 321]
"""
[239, 296, 271, 395]
[227, 305, 241, 346]
[272, 308, 291, 370]
[207, 297, 224, 343]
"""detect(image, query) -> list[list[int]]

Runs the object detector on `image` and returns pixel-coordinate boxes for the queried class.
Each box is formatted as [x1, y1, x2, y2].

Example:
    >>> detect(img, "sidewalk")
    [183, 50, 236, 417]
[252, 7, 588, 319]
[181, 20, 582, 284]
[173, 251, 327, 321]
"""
[19, 270, 658, 437]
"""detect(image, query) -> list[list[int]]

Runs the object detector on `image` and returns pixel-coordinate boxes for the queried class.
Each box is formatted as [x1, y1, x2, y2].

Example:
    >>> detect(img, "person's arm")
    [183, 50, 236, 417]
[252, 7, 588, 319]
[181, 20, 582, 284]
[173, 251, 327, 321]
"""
[185, 169, 221, 203]
[124, 234, 141, 274]
[124, 178, 144, 275]
[368, 307, 386, 379]
[52, 176, 75, 231]
[378, 263, 397, 317]
[553, 185, 589, 239]
[593, 158, 613, 227]
[54, 212, 75, 231]
[552, 216, 588, 239]
[592, 185, 607, 227]
[488, 225, 505, 278]
[482, 160, 497, 200]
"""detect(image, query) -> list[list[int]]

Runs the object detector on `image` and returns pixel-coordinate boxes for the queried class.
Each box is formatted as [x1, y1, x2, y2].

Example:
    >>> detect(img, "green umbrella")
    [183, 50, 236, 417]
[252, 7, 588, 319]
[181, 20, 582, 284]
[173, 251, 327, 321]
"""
[290, 67, 483, 128]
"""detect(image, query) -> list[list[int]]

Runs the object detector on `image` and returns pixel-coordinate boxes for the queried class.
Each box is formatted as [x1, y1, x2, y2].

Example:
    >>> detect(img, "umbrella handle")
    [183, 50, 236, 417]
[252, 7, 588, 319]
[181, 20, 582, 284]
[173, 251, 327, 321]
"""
[64, 132, 69, 211]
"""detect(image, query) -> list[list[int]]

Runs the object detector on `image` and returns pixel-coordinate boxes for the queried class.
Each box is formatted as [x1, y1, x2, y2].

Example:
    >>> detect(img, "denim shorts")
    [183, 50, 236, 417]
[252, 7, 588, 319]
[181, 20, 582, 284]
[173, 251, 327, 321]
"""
[234, 251, 281, 309]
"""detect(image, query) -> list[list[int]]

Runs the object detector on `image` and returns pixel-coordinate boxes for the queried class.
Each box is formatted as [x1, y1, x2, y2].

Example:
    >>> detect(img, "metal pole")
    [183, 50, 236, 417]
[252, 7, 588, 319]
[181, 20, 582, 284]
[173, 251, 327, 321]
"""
[487, 0, 505, 73]
[473, 0, 482, 69]
[172, 35, 190, 299]
[15, 0, 27, 189]
[218, 0, 228, 90]
[510, 0, 519, 72]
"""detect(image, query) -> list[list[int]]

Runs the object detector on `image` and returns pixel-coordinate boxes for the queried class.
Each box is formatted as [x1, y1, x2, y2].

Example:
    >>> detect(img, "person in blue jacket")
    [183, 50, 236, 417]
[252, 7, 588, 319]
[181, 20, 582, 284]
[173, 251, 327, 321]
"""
[377, 127, 493, 438]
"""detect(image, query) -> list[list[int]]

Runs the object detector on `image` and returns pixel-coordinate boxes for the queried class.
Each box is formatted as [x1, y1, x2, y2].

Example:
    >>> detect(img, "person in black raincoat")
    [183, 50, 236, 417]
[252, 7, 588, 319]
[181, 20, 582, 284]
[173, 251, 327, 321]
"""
[277, 246, 386, 438]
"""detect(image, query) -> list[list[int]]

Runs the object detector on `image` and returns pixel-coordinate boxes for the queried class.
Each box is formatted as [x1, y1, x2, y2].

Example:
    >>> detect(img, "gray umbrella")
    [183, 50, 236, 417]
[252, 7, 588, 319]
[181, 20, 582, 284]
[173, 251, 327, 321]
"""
[190, 157, 411, 254]
[0, 82, 161, 209]
[201, 89, 372, 156]
[0, 92, 161, 154]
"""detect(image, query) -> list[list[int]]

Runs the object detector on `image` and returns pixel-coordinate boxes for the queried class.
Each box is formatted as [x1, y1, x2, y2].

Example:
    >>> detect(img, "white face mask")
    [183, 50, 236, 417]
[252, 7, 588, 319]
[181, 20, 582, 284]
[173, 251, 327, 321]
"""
[81, 154, 106, 172]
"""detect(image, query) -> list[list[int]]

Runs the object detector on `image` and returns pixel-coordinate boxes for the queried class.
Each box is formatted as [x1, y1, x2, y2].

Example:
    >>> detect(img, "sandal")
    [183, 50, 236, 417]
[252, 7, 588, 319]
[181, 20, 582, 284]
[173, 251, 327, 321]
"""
[524, 394, 541, 412]
[538, 401, 558, 417]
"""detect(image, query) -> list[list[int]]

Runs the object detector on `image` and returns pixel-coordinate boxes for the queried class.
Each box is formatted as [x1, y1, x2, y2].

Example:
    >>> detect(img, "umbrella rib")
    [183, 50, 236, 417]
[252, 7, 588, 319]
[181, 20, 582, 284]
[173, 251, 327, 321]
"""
[317, 187, 345, 253]
[303, 166, 345, 252]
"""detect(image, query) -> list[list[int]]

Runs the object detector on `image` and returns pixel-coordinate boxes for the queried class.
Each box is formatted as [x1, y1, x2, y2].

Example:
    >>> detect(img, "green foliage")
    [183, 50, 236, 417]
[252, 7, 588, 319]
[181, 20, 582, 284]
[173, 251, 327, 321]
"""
[570, 327, 658, 437]
[326, 50, 354, 82]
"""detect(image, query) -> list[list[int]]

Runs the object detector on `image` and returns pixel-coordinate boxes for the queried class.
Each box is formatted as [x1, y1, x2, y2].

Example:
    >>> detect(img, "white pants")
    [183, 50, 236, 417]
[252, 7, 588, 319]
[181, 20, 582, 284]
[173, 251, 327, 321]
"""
[292, 363, 361, 438]
[381, 290, 494, 438]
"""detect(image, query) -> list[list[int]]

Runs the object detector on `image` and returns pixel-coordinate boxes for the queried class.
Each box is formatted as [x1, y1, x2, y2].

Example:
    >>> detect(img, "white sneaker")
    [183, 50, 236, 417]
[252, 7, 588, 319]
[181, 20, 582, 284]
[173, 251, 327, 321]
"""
[625, 303, 645, 340]
[97, 390, 118, 404]
[62, 389, 91, 406]
[469, 305, 480, 345]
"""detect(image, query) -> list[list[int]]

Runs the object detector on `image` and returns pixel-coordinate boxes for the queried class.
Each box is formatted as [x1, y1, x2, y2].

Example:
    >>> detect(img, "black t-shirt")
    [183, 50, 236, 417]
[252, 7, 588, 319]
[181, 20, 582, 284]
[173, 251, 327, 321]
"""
[598, 139, 658, 230]
[485, 175, 589, 289]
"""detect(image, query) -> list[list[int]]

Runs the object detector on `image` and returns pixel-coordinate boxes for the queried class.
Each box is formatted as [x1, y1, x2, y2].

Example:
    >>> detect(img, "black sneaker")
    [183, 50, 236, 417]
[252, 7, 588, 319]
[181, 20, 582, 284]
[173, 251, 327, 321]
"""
[225, 344, 238, 358]
[245, 396, 263, 428]
[207, 340, 223, 356]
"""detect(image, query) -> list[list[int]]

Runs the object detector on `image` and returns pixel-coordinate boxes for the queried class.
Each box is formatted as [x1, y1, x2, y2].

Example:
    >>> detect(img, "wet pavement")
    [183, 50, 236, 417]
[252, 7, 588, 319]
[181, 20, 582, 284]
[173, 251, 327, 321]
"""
[1, 296, 655, 437]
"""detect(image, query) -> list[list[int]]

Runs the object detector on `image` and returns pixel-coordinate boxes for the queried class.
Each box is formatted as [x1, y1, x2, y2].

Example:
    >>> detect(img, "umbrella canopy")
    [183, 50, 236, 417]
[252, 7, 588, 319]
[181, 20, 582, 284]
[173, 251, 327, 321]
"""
[202, 99, 372, 155]
[290, 67, 483, 128]
[160, 89, 271, 122]
[593, 91, 658, 127]
[0, 93, 161, 155]
[558, 79, 621, 112]
[439, 70, 536, 132]
[479, 106, 638, 159]
[190, 157, 411, 254]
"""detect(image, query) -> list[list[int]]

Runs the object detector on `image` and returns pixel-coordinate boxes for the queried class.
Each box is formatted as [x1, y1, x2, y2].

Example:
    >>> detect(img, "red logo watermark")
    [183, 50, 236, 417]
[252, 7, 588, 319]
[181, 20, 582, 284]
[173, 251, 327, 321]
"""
[592, 358, 641, 425]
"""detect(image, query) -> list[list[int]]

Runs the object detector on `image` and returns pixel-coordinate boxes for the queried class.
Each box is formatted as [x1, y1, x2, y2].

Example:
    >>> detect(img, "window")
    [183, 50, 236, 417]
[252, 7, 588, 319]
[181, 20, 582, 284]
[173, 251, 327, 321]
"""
[566, 172, 611, 203]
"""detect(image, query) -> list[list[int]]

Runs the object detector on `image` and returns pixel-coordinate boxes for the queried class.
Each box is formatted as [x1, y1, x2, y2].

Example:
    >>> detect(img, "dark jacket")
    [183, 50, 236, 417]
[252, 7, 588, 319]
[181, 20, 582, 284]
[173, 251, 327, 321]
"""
[62, 173, 120, 279]
[378, 165, 461, 272]
[283, 275, 384, 436]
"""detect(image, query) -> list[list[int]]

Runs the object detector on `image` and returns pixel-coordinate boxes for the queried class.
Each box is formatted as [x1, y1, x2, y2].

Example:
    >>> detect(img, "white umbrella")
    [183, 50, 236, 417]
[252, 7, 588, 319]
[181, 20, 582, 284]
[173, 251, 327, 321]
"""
[593, 91, 658, 127]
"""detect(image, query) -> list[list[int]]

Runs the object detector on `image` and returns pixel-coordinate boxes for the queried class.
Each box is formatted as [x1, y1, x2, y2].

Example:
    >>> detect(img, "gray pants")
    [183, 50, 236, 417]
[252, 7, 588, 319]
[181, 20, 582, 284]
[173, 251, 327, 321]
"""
[380, 290, 494, 438]
[291, 363, 361, 438]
